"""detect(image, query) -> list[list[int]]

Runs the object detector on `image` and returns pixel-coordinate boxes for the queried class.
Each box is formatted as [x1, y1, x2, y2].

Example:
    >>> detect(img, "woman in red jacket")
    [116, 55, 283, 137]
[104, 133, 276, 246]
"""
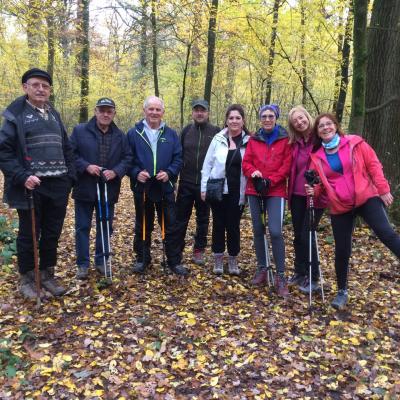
[306, 113, 400, 310]
[287, 106, 327, 293]
[242, 104, 292, 297]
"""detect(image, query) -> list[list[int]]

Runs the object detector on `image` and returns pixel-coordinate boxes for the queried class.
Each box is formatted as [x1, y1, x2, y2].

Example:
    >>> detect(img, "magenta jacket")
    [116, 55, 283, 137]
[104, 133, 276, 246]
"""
[310, 135, 390, 215]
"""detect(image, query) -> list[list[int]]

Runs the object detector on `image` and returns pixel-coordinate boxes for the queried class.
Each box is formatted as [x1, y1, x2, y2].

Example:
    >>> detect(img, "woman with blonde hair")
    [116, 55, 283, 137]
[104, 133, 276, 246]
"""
[287, 106, 327, 294]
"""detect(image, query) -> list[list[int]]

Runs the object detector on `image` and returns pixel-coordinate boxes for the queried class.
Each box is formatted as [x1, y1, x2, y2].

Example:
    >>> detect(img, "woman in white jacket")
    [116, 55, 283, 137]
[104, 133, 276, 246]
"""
[201, 104, 249, 275]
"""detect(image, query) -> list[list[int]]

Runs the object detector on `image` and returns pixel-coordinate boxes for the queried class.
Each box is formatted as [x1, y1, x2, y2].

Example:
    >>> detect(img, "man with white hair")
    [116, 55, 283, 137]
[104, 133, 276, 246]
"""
[127, 96, 188, 276]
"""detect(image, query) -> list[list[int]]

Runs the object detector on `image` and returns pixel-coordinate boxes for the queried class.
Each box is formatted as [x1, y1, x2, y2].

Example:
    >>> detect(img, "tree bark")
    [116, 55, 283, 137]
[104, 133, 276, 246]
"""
[180, 43, 191, 129]
[27, 0, 42, 67]
[335, 5, 352, 123]
[77, 0, 90, 123]
[364, 0, 400, 186]
[151, 0, 159, 97]
[348, 0, 368, 132]
[46, 11, 56, 103]
[204, 0, 218, 105]
[264, 0, 280, 105]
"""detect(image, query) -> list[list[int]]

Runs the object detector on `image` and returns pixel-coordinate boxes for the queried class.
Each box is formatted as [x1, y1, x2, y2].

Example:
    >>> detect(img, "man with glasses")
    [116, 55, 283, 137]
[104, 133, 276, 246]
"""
[70, 98, 132, 280]
[0, 68, 76, 299]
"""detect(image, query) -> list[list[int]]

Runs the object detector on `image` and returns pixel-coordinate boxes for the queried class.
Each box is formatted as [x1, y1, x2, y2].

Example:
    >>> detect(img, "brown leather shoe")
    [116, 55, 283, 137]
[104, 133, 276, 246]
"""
[251, 269, 268, 286]
[40, 270, 66, 296]
[275, 274, 289, 298]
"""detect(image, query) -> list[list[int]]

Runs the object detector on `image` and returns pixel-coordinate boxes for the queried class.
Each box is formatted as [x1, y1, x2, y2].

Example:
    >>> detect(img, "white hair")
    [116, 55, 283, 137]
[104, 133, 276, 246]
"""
[143, 95, 165, 110]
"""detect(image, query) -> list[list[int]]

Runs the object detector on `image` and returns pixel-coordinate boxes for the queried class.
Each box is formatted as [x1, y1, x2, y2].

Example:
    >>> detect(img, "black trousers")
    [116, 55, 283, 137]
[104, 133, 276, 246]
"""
[290, 195, 324, 280]
[175, 181, 210, 251]
[16, 178, 70, 274]
[133, 191, 182, 267]
[331, 196, 400, 290]
[210, 191, 243, 256]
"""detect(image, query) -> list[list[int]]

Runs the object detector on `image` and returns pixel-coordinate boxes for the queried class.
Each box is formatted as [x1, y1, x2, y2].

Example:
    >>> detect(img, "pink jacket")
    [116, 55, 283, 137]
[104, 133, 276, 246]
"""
[310, 135, 390, 215]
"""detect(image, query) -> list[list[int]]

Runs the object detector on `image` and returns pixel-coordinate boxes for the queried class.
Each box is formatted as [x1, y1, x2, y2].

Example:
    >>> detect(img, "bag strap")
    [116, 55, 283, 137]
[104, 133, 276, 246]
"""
[225, 136, 243, 173]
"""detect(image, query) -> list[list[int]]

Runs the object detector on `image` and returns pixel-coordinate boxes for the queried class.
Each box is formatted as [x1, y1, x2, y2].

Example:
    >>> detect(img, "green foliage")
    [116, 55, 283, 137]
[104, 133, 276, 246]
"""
[0, 216, 17, 265]
[0, 339, 26, 378]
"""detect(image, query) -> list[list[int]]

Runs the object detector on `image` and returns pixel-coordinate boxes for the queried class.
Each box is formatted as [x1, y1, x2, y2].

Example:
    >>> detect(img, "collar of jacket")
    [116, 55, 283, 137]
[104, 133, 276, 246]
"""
[2, 95, 51, 122]
[135, 119, 166, 135]
[252, 124, 288, 143]
[216, 128, 249, 146]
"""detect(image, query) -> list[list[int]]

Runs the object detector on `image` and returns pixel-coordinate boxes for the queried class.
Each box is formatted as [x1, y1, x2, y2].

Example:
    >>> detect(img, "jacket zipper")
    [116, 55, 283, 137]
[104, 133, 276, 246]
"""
[195, 126, 202, 185]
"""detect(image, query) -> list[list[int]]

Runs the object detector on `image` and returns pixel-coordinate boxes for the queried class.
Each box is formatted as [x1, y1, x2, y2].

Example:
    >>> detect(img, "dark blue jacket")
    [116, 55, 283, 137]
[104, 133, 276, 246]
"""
[127, 120, 182, 194]
[70, 117, 132, 204]
[0, 96, 76, 210]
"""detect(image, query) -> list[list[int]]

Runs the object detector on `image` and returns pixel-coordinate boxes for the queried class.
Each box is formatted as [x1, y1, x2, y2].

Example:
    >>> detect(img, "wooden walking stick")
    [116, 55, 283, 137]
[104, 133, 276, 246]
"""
[27, 190, 41, 307]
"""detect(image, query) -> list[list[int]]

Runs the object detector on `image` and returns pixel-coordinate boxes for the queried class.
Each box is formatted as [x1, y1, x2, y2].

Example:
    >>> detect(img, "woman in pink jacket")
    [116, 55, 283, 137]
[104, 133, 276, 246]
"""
[306, 113, 400, 310]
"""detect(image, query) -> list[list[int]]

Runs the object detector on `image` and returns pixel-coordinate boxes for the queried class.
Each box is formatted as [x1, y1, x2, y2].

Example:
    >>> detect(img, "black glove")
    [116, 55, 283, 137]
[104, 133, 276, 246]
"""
[253, 177, 271, 195]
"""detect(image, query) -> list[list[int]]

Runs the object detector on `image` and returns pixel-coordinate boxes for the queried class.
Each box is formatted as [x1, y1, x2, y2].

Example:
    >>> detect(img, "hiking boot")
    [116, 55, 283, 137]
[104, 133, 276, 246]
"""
[95, 263, 111, 278]
[288, 272, 306, 287]
[213, 253, 224, 275]
[40, 269, 66, 296]
[169, 264, 189, 276]
[299, 276, 320, 294]
[19, 272, 40, 300]
[76, 266, 89, 280]
[132, 260, 149, 274]
[228, 256, 240, 275]
[274, 274, 289, 298]
[192, 248, 206, 265]
[251, 268, 268, 286]
[331, 289, 348, 310]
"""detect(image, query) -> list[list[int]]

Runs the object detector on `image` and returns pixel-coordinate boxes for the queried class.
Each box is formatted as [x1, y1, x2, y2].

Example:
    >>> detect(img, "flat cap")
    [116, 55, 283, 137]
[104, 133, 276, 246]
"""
[21, 68, 52, 85]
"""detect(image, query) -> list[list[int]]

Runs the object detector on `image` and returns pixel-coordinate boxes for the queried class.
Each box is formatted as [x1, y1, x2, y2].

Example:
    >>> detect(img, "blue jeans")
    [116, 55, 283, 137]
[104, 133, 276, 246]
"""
[75, 200, 115, 269]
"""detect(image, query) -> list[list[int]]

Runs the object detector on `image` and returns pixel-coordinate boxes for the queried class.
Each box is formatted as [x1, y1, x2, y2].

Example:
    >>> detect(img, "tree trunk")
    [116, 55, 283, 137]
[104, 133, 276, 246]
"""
[225, 54, 236, 107]
[27, 0, 42, 67]
[180, 43, 191, 129]
[151, 0, 159, 97]
[77, 0, 90, 123]
[204, 0, 218, 105]
[139, 0, 148, 74]
[299, 1, 307, 105]
[335, 5, 352, 123]
[264, 0, 280, 105]
[348, 0, 368, 132]
[189, 2, 202, 100]
[364, 0, 400, 185]
[46, 12, 56, 103]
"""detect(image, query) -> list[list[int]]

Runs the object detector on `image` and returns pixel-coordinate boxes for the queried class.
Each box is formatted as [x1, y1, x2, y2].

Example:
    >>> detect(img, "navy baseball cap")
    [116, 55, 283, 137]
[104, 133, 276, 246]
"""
[95, 97, 116, 108]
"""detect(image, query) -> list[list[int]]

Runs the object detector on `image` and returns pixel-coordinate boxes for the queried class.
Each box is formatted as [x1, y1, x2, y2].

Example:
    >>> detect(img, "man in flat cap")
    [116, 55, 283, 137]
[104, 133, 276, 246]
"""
[0, 68, 76, 299]
[70, 98, 132, 280]
[175, 99, 219, 265]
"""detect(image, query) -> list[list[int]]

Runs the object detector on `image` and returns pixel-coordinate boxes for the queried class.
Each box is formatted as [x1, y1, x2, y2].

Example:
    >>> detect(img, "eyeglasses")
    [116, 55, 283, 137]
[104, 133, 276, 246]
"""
[317, 121, 334, 129]
[26, 82, 51, 90]
[260, 114, 276, 120]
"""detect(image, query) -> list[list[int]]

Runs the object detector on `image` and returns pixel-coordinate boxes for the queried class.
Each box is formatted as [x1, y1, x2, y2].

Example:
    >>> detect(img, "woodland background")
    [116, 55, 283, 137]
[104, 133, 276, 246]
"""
[0, 1, 400, 399]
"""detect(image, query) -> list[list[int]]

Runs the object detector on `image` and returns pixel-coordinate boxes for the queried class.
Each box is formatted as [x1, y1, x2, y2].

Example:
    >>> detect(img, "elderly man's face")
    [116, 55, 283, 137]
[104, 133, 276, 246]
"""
[144, 99, 164, 128]
[22, 77, 51, 108]
[95, 106, 116, 128]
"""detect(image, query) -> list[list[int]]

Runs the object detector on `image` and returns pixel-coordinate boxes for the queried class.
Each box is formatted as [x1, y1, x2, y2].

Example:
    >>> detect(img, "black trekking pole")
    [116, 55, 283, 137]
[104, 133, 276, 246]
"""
[27, 190, 41, 307]
[100, 171, 112, 282]
[96, 179, 108, 281]
[304, 170, 325, 307]
[161, 199, 168, 273]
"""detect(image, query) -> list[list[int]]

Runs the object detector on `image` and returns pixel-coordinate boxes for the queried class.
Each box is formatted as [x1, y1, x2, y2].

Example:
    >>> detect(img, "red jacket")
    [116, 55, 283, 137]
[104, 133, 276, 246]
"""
[242, 126, 292, 198]
[310, 135, 390, 215]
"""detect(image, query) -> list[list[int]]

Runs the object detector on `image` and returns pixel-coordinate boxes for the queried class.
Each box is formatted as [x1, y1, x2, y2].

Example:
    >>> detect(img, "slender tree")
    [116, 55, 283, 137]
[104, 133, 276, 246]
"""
[348, 0, 368, 132]
[77, 0, 90, 123]
[204, 0, 218, 105]
[150, 0, 159, 96]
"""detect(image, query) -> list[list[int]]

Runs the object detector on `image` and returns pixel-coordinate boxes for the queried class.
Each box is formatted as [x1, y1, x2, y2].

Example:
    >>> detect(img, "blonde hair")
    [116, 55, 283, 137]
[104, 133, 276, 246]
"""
[287, 105, 314, 144]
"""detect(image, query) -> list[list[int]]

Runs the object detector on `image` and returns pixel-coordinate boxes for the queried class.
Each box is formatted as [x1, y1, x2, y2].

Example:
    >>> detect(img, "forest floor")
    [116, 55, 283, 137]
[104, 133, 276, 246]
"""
[0, 177, 399, 400]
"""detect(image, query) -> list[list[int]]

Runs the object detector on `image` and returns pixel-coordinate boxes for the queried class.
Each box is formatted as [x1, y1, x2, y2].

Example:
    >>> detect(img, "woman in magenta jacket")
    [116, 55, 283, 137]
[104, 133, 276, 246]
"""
[287, 106, 327, 294]
[306, 113, 400, 310]
[242, 104, 292, 297]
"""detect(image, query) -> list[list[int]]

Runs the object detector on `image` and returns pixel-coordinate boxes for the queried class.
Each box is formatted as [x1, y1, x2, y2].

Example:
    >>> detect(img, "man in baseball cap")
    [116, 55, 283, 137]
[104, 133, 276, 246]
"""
[70, 97, 131, 280]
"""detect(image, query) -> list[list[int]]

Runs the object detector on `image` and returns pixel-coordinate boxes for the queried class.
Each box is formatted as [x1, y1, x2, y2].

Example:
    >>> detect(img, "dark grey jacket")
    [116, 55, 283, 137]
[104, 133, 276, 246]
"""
[0, 96, 76, 209]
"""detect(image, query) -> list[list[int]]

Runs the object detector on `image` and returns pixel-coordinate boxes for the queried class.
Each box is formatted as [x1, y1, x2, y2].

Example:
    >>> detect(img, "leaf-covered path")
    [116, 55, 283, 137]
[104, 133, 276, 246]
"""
[0, 178, 399, 399]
